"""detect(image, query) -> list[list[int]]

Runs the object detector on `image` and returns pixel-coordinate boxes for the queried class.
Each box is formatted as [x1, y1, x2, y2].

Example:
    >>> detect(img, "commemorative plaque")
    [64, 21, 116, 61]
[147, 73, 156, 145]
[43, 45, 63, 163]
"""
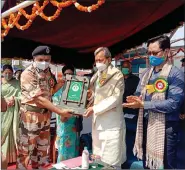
[59, 74, 90, 115]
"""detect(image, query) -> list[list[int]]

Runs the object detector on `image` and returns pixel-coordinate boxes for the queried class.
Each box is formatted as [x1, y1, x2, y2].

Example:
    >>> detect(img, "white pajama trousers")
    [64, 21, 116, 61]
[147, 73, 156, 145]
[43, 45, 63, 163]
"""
[92, 125, 126, 167]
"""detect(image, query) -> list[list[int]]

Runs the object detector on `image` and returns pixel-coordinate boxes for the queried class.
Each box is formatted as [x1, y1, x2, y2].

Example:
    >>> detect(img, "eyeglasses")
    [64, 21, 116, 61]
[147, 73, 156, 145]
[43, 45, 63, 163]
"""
[147, 50, 163, 56]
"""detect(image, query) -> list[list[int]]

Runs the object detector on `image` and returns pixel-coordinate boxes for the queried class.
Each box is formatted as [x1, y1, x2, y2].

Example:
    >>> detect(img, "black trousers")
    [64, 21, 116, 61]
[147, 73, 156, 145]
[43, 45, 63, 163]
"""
[143, 119, 185, 169]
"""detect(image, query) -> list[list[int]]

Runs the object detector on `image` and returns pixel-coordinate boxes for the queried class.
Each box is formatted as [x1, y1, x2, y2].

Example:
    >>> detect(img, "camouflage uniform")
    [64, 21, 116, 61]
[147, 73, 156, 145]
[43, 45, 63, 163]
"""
[17, 63, 56, 169]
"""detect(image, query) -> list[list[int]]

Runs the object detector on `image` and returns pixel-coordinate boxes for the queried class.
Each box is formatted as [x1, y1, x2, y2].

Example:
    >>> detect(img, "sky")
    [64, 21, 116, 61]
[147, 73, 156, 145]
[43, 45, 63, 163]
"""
[170, 25, 184, 68]
[170, 25, 184, 47]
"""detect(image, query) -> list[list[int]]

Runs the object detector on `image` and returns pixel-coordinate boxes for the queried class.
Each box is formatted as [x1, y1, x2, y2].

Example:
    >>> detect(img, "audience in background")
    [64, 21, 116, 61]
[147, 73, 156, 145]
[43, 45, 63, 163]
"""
[121, 61, 140, 168]
[122, 61, 140, 116]
[1, 64, 21, 167]
[14, 69, 23, 81]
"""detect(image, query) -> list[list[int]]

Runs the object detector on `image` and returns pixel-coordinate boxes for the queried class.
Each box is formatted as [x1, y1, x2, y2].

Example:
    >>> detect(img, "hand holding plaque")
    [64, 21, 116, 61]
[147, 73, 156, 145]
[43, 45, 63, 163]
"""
[83, 106, 94, 118]
[58, 74, 90, 115]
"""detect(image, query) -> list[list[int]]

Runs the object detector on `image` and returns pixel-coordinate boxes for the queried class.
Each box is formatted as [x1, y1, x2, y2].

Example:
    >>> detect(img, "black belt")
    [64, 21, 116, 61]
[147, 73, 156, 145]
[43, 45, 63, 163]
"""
[23, 104, 48, 114]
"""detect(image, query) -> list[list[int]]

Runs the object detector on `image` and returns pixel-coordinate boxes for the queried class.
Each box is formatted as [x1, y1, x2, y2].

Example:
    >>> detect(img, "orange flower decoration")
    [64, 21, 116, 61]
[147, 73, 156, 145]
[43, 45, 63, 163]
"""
[1, 0, 106, 38]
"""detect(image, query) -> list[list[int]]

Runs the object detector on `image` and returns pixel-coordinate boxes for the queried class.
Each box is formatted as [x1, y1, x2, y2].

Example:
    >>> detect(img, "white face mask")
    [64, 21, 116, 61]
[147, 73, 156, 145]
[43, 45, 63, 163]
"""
[35, 61, 50, 70]
[96, 63, 107, 72]
[181, 67, 184, 73]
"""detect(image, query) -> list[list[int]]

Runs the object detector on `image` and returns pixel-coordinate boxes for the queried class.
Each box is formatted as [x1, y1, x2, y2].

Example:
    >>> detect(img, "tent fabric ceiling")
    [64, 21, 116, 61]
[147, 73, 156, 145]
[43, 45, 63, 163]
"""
[2, 0, 184, 68]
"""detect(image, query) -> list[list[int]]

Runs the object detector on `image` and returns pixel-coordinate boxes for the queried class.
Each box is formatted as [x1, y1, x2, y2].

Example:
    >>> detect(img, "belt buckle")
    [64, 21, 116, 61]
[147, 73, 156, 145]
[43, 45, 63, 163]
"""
[40, 109, 45, 114]
[41, 109, 48, 114]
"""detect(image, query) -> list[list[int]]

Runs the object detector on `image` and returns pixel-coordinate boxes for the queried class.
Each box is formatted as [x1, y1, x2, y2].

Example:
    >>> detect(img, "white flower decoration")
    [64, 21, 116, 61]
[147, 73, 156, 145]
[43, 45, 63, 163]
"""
[74, 2, 79, 8]
[9, 24, 13, 28]
[36, 11, 39, 15]
[87, 7, 92, 12]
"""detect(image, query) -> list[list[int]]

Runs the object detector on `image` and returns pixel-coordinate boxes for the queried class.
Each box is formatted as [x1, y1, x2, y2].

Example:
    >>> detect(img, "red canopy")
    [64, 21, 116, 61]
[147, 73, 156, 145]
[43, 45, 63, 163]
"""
[5, 0, 184, 52]
[2, 0, 184, 68]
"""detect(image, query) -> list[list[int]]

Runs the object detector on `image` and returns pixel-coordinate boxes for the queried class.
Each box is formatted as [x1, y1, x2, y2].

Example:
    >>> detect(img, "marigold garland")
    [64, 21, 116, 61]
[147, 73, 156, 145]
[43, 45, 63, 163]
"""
[18, 6, 37, 20]
[39, 8, 62, 21]
[2, 13, 22, 36]
[1, 0, 105, 38]
[2, 19, 8, 29]
[74, 0, 105, 12]
[50, 0, 74, 8]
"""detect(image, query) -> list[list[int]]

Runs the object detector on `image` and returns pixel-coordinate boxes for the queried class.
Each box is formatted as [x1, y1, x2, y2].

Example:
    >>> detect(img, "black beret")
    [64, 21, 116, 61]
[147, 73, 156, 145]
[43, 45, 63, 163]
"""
[180, 58, 185, 62]
[32, 46, 51, 57]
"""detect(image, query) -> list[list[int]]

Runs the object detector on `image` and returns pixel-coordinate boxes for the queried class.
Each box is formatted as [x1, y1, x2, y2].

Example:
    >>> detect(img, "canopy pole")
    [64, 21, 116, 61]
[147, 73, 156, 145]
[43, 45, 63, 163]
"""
[169, 27, 178, 39]
[1, 1, 5, 10]
[2, 1, 37, 18]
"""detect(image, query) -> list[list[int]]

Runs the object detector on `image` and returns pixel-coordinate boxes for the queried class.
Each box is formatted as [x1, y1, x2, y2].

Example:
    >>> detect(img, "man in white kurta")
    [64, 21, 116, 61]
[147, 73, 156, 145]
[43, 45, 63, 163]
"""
[84, 47, 127, 167]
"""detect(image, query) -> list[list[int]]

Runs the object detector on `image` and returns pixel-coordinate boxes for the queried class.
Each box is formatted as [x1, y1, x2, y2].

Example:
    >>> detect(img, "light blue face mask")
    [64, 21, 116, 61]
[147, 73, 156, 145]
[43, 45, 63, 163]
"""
[149, 56, 165, 66]
[4, 73, 13, 81]
[93, 66, 98, 73]
[122, 68, 129, 75]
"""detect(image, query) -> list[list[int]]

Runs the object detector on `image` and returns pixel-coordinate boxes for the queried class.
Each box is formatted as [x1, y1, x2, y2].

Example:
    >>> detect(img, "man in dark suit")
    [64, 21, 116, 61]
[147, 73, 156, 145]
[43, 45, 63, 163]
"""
[121, 61, 140, 168]
[122, 61, 140, 116]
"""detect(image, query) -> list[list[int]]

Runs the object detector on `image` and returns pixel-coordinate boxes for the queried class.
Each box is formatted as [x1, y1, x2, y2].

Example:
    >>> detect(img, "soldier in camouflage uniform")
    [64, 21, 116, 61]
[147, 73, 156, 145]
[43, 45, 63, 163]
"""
[17, 46, 72, 169]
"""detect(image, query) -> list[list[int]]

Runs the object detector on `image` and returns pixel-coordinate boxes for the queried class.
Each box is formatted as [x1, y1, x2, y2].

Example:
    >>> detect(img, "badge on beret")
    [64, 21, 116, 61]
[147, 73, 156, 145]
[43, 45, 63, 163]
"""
[46, 47, 50, 54]
[48, 77, 55, 88]
[154, 78, 168, 93]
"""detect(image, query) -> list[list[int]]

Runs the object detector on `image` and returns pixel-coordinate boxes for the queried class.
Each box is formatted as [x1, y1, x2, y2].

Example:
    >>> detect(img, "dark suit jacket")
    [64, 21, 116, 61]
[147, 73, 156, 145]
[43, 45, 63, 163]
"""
[123, 73, 140, 115]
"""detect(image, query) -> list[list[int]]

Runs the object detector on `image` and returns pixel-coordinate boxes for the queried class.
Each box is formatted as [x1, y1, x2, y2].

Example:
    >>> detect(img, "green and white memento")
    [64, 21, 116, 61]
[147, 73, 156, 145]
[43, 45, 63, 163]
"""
[59, 74, 90, 115]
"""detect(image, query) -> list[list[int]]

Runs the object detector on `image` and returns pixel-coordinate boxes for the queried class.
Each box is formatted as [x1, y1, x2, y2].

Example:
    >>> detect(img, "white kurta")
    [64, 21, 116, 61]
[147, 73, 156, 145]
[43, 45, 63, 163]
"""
[90, 65, 127, 167]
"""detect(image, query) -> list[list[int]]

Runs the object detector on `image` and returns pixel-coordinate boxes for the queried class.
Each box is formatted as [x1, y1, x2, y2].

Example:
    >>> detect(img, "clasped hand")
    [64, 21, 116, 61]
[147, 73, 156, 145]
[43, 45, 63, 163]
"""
[122, 95, 144, 109]
[83, 106, 94, 118]
[6, 96, 15, 108]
